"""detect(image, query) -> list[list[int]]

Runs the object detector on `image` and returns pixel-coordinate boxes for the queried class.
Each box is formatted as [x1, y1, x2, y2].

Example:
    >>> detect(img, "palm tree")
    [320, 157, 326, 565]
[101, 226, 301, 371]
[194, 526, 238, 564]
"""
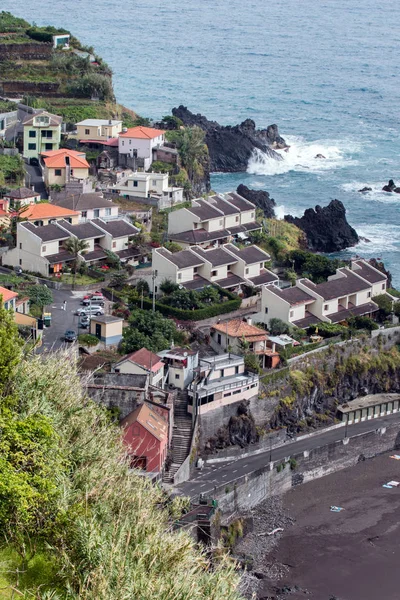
[64, 237, 89, 288]
[177, 126, 207, 184]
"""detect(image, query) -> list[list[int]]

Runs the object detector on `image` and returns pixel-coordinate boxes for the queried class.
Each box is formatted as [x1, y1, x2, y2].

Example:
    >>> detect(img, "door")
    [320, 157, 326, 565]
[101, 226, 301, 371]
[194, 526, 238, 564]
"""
[95, 323, 102, 339]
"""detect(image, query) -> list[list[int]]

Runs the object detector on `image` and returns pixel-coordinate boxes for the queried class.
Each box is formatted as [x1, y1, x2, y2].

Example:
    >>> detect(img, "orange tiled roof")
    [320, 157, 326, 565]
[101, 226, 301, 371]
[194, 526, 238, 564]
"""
[20, 203, 79, 220]
[212, 319, 267, 340]
[42, 149, 89, 169]
[0, 286, 18, 303]
[119, 126, 165, 139]
[121, 402, 168, 441]
[118, 347, 164, 372]
[0, 209, 9, 217]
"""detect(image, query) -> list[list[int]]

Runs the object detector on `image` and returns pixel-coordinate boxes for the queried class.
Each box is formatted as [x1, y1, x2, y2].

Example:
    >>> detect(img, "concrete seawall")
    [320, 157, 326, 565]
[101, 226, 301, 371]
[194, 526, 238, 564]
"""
[215, 422, 400, 513]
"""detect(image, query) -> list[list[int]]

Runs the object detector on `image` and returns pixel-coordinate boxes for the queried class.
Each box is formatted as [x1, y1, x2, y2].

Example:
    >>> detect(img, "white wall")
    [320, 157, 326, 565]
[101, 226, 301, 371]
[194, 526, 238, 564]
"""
[260, 286, 291, 325]
[177, 267, 195, 283]
[225, 214, 240, 228]
[240, 209, 256, 224]
[168, 209, 196, 234]
[205, 217, 224, 232]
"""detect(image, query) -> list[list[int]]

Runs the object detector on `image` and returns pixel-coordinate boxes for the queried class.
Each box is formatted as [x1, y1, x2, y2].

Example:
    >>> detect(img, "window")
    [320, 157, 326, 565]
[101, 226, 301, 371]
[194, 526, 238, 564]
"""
[217, 333, 221, 344]
[251, 383, 257, 388]
[122, 140, 125, 146]
[175, 373, 180, 380]
[105, 208, 111, 216]
[178, 272, 182, 280]
[265, 307, 268, 314]
[235, 365, 239, 374]
[260, 262, 264, 268]
[19, 259, 22, 266]
[28, 143, 36, 150]
[382, 283, 386, 290]
[45, 143, 53, 150]
[211, 270, 217, 277]
[219, 219, 223, 226]
[233, 389, 241, 395]
[112, 241, 116, 248]
[289, 310, 294, 318]
[194, 222, 198, 229]
[70, 169, 74, 176]
[93, 209, 100, 218]
[81, 211, 87, 218]
[129, 139, 132, 145]
[251, 212, 255, 219]
[220, 369, 224, 377]
[19, 243, 22, 249]
[41, 130, 53, 138]
[85, 128, 90, 135]
[42, 245, 46, 252]
[55, 169, 62, 176]
[194, 267, 198, 273]
[152, 179, 157, 186]
[29, 130, 36, 138]
[245, 267, 249, 275]
[235, 216, 239, 222]
[223, 391, 232, 397]
[367, 291, 371, 298]
[133, 180, 138, 187]
[324, 304, 329, 311]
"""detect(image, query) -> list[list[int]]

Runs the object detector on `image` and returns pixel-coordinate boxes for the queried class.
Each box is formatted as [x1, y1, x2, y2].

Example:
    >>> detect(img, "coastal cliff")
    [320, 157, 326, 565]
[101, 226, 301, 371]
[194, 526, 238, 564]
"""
[172, 105, 286, 173]
[284, 199, 359, 252]
[236, 184, 276, 218]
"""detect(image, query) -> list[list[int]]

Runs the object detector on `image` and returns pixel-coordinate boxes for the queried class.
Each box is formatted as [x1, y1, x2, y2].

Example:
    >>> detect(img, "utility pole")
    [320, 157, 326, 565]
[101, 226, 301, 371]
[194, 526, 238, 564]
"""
[141, 288, 144, 309]
[152, 269, 158, 312]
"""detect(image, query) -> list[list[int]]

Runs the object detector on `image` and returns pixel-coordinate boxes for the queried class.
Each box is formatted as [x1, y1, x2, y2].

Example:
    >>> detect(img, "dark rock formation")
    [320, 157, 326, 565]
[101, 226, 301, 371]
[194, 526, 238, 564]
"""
[205, 402, 258, 451]
[315, 154, 326, 159]
[236, 184, 276, 218]
[358, 186, 372, 193]
[382, 179, 396, 192]
[171, 105, 286, 173]
[368, 258, 393, 288]
[284, 199, 359, 252]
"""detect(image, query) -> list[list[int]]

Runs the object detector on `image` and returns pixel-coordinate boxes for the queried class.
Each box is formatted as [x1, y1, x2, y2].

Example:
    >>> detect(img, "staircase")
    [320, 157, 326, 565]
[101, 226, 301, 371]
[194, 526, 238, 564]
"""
[163, 390, 193, 484]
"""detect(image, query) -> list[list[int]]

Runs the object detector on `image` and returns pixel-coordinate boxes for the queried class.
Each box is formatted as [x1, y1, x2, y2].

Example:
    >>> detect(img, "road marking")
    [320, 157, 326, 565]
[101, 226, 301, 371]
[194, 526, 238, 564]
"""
[232, 469, 237, 473]
[222, 474, 227, 478]
[200, 484, 206, 488]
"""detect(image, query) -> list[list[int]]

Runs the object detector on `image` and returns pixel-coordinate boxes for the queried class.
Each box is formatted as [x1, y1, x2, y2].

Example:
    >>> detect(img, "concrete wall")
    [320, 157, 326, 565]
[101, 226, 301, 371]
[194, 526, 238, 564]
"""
[215, 423, 400, 513]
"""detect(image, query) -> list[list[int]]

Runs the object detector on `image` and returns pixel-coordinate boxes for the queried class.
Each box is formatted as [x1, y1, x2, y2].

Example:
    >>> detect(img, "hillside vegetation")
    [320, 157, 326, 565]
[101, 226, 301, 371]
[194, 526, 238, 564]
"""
[0, 303, 242, 599]
[0, 12, 137, 126]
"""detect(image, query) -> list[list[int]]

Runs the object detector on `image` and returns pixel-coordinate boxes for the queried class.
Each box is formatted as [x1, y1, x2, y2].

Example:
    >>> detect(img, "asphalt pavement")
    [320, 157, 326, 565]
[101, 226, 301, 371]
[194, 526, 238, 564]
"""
[24, 162, 47, 199]
[175, 411, 400, 500]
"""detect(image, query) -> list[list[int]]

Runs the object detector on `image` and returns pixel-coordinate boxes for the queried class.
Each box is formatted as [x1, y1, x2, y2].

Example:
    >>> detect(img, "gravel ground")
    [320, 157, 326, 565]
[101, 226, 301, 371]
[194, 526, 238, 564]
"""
[237, 451, 400, 600]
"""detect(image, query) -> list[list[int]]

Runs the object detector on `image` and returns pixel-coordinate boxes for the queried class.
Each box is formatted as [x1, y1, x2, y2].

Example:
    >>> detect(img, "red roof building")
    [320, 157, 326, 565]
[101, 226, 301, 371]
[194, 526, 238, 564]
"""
[113, 348, 165, 387]
[121, 403, 168, 473]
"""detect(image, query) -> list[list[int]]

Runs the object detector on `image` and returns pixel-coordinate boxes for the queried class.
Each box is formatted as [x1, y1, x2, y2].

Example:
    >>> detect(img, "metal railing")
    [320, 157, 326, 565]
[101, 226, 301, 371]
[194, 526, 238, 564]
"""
[188, 374, 258, 398]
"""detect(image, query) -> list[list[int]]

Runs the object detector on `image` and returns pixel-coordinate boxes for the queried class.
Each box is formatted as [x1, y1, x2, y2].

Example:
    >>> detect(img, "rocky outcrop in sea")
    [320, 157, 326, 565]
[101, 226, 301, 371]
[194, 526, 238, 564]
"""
[236, 184, 276, 218]
[172, 105, 287, 172]
[284, 199, 359, 252]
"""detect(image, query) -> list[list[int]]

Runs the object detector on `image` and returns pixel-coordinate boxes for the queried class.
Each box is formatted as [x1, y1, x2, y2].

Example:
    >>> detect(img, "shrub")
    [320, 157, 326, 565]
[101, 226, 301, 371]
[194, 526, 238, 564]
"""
[308, 322, 347, 338]
[78, 333, 99, 346]
[348, 315, 379, 331]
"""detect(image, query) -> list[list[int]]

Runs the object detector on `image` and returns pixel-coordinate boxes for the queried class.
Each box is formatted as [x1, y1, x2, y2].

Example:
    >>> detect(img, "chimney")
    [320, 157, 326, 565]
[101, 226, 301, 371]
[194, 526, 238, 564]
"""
[247, 317, 252, 326]
[109, 119, 112, 125]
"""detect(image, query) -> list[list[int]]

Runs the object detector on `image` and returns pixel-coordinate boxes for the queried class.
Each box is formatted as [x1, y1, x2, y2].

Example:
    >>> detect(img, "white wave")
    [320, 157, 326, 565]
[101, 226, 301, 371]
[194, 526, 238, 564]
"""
[353, 224, 400, 254]
[274, 205, 286, 220]
[341, 181, 400, 204]
[247, 135, 360, 176]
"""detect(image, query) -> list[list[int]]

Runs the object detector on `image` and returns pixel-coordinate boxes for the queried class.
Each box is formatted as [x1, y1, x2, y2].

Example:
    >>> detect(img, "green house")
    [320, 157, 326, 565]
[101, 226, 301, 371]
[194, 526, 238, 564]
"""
[23, 110, 62, 160]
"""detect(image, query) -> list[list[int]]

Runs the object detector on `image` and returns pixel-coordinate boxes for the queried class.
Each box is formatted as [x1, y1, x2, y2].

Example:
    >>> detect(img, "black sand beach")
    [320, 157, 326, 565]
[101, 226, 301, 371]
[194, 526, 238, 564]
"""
[252, 452, 400, 599]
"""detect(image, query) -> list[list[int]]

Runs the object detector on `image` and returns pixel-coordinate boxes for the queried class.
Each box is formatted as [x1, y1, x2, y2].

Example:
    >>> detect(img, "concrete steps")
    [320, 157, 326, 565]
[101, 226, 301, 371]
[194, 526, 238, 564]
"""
[163, 390, 193, 484]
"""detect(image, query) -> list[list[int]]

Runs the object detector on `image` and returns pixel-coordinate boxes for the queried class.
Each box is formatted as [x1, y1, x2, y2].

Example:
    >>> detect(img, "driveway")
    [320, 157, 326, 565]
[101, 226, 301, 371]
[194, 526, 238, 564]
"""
[25, 163, 47, 199]
[38, 288, 111, 353]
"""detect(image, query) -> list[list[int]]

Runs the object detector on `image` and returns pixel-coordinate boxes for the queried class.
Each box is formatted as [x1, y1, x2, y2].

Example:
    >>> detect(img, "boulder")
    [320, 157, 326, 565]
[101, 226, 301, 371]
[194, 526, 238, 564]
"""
[236, 184, 276, 218]
[382, 179, 396, 192]
[172, 105, 286, 173]
[358, 186, 372, 193]
[315, 153, 326, 159]
[284, 199, 359, 252]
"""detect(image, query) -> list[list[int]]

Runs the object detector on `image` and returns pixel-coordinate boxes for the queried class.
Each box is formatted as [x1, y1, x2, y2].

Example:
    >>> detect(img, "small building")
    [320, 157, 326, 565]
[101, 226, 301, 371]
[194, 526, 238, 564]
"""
[112, 171, 183, 209]
[0, 207, 10, 227]
[23, 110, 62, 160]
[52, 192, 119, 223]
[211, 318, 280, 369]
[157, 347, 199, 390]
[113, 347, 164, 387]
[76, 119, 122, 143]
[4, 186, 41, 208]
[337, 393, 400, 425]
[121, 402, 168, 473]
[188, 354, 259, 416]
[42, 149, 90, 188]
[0, 286, 18, 311]
[53, 33, 70, 49]
[90, 315, 123, 346]
[17, 202, 80, 226]
[0, 110, 18, 137]
[118, 126, 166, 170]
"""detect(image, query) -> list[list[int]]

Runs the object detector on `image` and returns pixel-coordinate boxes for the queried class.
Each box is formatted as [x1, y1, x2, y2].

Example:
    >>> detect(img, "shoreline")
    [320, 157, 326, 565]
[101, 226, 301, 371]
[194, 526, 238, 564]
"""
[236, 451, 400, 600]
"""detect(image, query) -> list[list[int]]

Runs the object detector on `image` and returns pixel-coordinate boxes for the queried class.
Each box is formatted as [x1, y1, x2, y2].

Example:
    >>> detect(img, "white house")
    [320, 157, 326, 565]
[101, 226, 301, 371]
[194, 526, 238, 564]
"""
[112, 348, 164, 387]
[76, 119, 122, 143]
[118, 126, 165, 170]
[52, 193, 119, 222]
[167, 192, 261, 248]
[187, 354, 259, 416]
[111, 171, 183, 209]
[0, 110, 18, 138]
[157, 347, 199, 390]
[257, 260, 388, 328]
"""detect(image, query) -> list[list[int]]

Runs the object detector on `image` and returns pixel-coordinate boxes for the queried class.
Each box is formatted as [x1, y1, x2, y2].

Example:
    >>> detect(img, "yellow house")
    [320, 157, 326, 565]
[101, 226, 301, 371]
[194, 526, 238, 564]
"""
[76, 119, 122, 142]
[42, 149, 90, 187]
[90, 315, 123, 346]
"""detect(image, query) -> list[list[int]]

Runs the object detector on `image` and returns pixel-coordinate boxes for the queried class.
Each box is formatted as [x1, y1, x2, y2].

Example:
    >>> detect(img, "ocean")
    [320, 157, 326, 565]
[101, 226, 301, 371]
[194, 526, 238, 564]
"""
[4, 0, 400, 285]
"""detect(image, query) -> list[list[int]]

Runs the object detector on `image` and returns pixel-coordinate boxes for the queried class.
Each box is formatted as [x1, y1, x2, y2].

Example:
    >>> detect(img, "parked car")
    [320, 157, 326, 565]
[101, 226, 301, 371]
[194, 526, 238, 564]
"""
[81, 298, 105, 307]
[76, 306, 104, 317]
[30, 157, 39, 166]
[79, 315, 90, 329]
[64, 330, 77, 342]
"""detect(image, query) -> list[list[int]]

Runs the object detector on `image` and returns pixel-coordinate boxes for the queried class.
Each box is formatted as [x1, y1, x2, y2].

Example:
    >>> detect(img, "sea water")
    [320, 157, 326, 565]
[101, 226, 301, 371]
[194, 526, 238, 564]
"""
[5, 0, 400, 285]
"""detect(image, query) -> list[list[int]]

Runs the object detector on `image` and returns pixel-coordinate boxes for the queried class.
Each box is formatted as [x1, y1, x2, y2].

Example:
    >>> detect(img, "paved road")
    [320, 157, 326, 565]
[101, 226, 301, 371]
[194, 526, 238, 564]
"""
[175, 412, 400, 500]
[25, 163, 47, 199]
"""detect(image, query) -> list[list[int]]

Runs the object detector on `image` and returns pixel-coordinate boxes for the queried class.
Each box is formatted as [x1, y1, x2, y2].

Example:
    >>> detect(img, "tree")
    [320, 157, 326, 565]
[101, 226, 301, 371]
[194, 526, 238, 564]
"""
[63, 237, 90, 287]
[104, 249, 121, 269]
[136, 279, 150, 296]
[109, 271, 128, 289]
[176, 126, 207, 184]
[244, 353, 261, 374]
[164, 241, 183, 253]
[0, 299, 22, 394]
[268, 317, 291, 336]
[27, 285, 53, 317]
[198, 285, 220, 304]
[121, 309, 180, 353]
[373, 294, 393, 319]
[160, 278, 180, 295]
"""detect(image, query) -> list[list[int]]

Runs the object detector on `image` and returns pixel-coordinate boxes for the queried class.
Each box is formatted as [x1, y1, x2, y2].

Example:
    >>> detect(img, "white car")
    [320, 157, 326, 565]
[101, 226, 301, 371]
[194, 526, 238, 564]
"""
[76, 306, 104, 316]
